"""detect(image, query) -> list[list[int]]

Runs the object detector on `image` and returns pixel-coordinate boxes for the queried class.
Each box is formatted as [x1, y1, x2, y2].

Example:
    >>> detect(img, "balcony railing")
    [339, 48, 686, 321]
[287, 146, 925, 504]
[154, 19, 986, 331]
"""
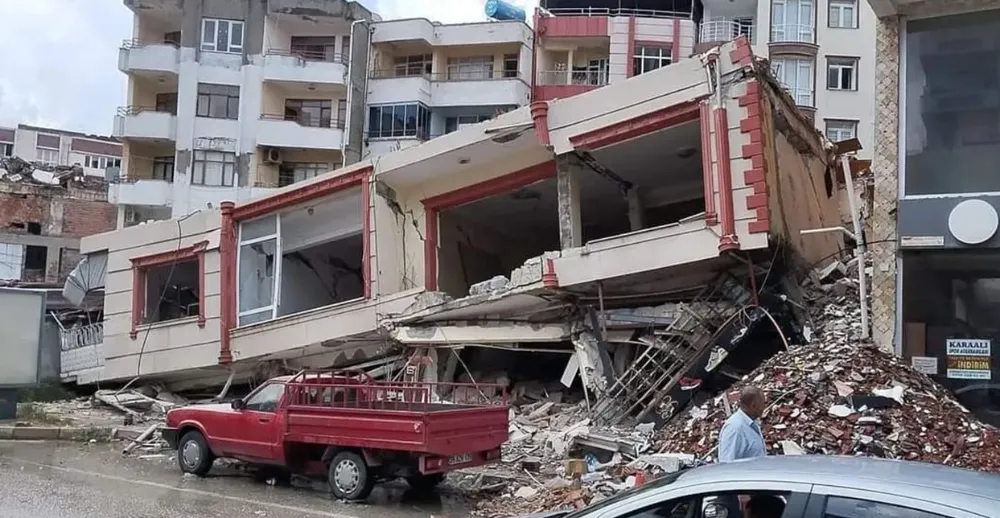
[265, 48, 346, 64]
[260, 113, 346, 129]
[770, 24, 816, 44]
[60, 322, 103, 351]
[369, 69, 523, 82]
[536, 69, 608, 86]
[121, 38, 180, 50]
[117, 105, 178, 117]
[700, 19, 755, 44]
[546, 7, 688, 19]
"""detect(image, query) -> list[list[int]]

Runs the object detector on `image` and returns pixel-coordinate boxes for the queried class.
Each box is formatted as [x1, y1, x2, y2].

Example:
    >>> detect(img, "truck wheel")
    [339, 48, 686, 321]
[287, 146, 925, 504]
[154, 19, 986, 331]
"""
[406, 473, 445, 492]
[177, 430, 214, 477]
[328, 451, 375, 501]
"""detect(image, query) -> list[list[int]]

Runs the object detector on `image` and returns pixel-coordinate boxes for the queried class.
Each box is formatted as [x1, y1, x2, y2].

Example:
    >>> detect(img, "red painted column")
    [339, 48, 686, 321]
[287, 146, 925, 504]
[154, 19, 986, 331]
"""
[424, 208, 439, 292]
[713, 108, 740, 252]
[361, 173, 372, 299]
[671, 18, 681, 62]
[218, 201, 236, 364]
[626, 16, 637, 77]
[530, 101, 551, 147]
[699, 102, 718, 226]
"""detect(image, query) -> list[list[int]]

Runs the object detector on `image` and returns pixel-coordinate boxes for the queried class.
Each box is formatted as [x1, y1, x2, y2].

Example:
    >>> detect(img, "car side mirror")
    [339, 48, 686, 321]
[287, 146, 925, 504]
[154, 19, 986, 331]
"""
[704, 502, 729, 518]
[231, 399, 246, 410]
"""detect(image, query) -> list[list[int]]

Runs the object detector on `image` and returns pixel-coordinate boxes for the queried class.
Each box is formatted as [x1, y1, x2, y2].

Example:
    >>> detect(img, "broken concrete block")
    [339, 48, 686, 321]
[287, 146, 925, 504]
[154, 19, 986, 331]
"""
[469, 276, 509, 296]
[514, 486, 539, 499]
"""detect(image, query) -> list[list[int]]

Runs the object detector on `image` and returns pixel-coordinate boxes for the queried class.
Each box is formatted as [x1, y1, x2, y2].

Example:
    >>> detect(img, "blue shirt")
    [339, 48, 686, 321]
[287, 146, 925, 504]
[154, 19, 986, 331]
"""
[718, 409, 766, 462]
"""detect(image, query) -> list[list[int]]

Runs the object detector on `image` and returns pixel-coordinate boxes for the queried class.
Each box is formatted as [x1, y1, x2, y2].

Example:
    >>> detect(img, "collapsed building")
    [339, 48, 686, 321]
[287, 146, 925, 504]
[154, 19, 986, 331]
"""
[58, 39, 857, 425]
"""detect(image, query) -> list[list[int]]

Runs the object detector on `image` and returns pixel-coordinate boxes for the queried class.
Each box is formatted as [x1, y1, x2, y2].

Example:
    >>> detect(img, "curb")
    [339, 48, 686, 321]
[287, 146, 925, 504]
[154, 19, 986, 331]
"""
[0, 426, 114, 442]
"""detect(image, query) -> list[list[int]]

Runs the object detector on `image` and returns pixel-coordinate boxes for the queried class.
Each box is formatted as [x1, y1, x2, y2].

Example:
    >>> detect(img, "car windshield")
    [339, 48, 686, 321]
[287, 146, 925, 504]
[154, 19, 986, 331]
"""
[562, 469, 687, 518]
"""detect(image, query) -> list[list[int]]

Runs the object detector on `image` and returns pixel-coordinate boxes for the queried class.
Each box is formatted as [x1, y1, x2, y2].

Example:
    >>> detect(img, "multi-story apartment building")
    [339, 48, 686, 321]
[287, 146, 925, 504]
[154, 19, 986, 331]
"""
[112, 0, 375, 227]
[1, 124, 122, 177]
[364, 18, 534, 157]
[864, 0, 1000, 420]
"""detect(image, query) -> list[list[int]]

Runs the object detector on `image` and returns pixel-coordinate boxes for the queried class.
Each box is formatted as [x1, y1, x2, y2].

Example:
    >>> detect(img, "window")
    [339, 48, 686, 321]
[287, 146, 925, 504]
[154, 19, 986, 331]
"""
[278, 162, 330, 187]
[192, 150, 236, 186]
[143, 260, 200, 324]
[1, 143, 13, 157]
[904, 11, 1000, 196]
[633, 45, 671, 76]
[772, 57, 814, 106]
[825, 120, 858, 143]
[367, 103, 432, 139]
[196, 83, 240, 120]
[771, 0, 815, 43]
[290, 36, 337, 62]
[392, 54, 432, 77]
[829, 0, 858, 29]
[445, 115, 492, 134]
[503, 53, 519, 78]
[244, 383, 285, 412]
[156, 93, 178, 114]
[84, 155, 122, 169]
[36, 147, 59, 165]
[447, 56, 495, 80]
[827, 57, 858, 90]
[284, 99, 332, 127]
[340, 35, 351, 61]
[201, 18, 244, 53]
[152, 156, 175, 181]
[822, 496, 947, 518]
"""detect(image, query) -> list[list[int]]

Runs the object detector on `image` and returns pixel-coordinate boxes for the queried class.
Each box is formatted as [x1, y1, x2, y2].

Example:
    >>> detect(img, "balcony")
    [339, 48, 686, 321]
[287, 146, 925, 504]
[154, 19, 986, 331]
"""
[109, 177, 174, 207]
[113, 106, 177, 141]
[118, 39, 180, 76]
[60, 322, 105, 381]
[769, 24, 818, 57]
[257, 114, 345, 150]
[428, 71, 530, 108]
[697, 19, 755, 52]
[262, 49, 347, 86]
[533, 69, 607, 102]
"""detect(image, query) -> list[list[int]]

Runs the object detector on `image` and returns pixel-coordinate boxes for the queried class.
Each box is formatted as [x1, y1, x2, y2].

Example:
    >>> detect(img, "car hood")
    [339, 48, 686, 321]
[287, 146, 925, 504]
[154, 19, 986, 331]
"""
[166, 403, 236, 426]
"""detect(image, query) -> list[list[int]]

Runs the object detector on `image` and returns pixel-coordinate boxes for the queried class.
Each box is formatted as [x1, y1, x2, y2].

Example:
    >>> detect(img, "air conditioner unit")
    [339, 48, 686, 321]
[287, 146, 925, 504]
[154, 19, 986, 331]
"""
[264, 148, 282, 164]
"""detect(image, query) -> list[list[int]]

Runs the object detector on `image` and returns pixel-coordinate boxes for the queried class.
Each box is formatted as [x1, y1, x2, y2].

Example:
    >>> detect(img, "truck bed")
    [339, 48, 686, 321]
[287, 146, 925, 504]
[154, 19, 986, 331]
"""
[282, 379, 509, 456]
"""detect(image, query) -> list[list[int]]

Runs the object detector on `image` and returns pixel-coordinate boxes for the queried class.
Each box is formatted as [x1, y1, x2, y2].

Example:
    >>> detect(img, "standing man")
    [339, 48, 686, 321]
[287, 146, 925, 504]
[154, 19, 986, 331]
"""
[718, 386, 768, 518]
[719, 386, 767, 462]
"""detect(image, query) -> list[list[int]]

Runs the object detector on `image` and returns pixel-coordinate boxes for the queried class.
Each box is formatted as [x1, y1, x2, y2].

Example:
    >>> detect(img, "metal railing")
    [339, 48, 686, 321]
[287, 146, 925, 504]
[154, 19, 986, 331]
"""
[260, 113, 346, 129]
[699, 19, 755, 44]
[265, 48, 346, 64]
[535, 69, 608, 87]
[116, 105, 177, 117]
[121, 38, 180, 50]
[284, 374, 508, 409]
[546, 7, 689, 19]
[770, 24, 816, 44]
[369, 69, 522, 82]
[60, 322, 104, 352]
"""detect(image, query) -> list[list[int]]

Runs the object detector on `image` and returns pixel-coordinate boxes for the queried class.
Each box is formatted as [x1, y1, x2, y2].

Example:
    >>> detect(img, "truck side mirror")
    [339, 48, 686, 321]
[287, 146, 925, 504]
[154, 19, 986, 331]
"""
[231, 399, 246, 410]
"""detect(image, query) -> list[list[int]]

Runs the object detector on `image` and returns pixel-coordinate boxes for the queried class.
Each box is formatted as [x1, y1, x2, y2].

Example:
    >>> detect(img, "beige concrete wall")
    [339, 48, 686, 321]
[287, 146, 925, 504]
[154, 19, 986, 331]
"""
[84, 210, 223, 381]
[124, 141, 175, 181]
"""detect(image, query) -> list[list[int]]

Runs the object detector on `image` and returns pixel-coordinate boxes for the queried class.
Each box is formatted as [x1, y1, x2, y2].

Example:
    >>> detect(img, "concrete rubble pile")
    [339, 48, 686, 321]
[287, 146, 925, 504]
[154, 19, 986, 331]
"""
[655, 276, 1000, 471]
[0, 155, 103, 189]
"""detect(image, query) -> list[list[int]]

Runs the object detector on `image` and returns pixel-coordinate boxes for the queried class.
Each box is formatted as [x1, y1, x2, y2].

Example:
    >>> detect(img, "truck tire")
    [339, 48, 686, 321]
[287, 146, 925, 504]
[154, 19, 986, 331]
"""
[328, 451, 375, 501]
[177, 430, 214, 477]
[405, 473, 445, 492]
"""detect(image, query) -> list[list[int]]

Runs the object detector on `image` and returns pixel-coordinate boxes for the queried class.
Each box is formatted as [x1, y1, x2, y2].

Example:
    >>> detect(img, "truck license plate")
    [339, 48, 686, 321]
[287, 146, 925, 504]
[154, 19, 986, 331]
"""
[448, 453, 473, 465]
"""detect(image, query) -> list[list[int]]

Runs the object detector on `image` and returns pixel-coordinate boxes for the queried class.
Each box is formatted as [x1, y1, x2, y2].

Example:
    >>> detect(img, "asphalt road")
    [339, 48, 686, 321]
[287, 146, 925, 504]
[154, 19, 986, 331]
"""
[0, 441, 471, 518]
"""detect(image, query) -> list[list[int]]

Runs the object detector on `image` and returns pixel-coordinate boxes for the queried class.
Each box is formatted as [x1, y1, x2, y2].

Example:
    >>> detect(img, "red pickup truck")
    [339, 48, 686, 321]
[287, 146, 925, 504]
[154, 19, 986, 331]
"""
[161, 370, 509, 500]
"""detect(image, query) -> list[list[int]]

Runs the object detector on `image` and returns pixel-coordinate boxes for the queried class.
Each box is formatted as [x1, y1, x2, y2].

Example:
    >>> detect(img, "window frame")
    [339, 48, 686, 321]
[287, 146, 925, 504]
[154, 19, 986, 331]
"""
[129, 241, 208, 339]
[828, 0, 858, 29]
[278, 162, 331, 187]
[576, 481, 813, 518]
[771, 0, 816, 43]
[446, 55, 496, 81]
[772, 57, 815, 106]
[152, 155, 175, 181]
[243, 382, 286, 413]
[826, 56, 859, 91]
[284, 99, 333, 128]
[825, 119, 858, 143]
[36, 147, 59, 165]
[632, 44, 672, 76]
[806, 485, 982, 518]
[392, 54, 433, 78]
[367, 103, 432, 140]
[201, 17, 244, 54]
[192, 150, 237, 187]
[1, 143, 12, 157]
[84, 155, 122, 170]
[196, 83, 240, 120]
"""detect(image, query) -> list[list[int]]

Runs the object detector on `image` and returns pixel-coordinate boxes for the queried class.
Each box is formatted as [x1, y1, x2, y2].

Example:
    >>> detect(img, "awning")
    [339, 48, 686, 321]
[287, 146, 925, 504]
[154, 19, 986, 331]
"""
[62, 251, 107, 307]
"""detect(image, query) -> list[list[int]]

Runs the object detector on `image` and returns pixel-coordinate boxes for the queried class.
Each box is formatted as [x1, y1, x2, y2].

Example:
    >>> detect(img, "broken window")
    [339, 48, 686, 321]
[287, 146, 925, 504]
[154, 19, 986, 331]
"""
[143, 259, 200, 324]
[201, 18, 244, 54]
[1, 143, 11, 157]
[192, 150, 236, 187]
[237, 189, 365, 327]
[196, 83, 240, 120]
[23, 246, 47, 281]
[825, 119, 858, 143]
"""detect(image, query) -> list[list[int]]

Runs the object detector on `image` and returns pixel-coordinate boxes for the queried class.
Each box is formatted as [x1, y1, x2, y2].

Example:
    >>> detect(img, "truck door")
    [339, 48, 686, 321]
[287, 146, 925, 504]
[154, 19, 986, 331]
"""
[237, 382, 286, 462]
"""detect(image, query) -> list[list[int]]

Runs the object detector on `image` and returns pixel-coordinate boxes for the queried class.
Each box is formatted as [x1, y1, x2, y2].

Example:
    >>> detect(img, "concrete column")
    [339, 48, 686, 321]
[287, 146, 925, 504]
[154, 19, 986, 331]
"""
[557, 154, 583, 249]
[45, 244, 61, 282]
[566, 49, 574, 84]
[626, 187, 645, 231]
